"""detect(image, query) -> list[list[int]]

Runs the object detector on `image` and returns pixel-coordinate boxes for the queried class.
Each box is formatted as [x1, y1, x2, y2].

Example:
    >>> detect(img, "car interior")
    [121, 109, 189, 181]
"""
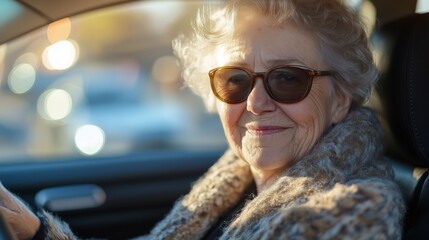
[371, 10, 429, 240]
[0, 0, 428, 239]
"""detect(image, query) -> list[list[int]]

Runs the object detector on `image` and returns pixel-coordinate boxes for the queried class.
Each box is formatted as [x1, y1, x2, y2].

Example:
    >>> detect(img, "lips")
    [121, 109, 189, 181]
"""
[245, 124, 288, 136]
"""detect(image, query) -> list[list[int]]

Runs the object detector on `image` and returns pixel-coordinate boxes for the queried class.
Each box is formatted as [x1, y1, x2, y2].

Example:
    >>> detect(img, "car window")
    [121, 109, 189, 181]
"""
[0, 1, 227, 162]
[341, 0, 376, 36]
[417, 0, 429, 13]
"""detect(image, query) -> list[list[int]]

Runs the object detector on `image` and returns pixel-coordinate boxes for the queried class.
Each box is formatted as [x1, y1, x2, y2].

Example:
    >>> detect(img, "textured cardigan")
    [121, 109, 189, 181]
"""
[39, 107, 405, 239]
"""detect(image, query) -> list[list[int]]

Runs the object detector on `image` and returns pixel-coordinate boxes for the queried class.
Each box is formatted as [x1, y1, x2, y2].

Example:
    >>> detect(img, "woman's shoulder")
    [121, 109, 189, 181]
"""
[261, 178, 405, 239]
[321, 177, 404, 209]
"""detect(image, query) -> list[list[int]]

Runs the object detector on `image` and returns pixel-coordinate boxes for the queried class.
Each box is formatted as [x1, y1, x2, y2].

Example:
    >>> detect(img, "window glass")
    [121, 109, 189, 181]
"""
[343, 0, 376, 36]
[344, 0, 363, 10]
[0, 1, 227, 162]
[417, 0, 429, 13]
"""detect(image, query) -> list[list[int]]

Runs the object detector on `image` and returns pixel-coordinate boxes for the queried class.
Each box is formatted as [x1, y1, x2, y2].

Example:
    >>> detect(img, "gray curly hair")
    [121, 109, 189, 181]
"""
[173, 0, 378, 112]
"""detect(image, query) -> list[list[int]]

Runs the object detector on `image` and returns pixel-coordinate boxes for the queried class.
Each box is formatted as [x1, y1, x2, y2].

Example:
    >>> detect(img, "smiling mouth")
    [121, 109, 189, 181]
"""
[245, 126, 288, 136]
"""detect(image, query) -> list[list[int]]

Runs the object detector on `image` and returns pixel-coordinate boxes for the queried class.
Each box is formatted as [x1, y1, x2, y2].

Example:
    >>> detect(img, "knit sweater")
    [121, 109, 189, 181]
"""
[40, 107, 405, 239]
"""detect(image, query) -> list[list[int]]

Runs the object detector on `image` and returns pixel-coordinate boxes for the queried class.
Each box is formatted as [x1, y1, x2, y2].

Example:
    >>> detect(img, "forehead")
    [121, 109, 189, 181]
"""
[215, 18, 325, 70]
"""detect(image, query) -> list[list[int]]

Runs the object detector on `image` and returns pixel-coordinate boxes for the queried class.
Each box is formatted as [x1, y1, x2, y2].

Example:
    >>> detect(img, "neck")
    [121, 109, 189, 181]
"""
[250, 167, 285, 193]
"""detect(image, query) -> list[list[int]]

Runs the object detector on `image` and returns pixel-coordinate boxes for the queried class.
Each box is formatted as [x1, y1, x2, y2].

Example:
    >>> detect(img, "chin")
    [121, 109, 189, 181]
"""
[243, 151, 291, 172]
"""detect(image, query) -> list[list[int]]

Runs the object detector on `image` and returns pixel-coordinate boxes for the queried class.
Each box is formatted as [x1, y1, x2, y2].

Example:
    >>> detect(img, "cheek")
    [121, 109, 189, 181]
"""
[280, 82, 336, 154]
[290, 81, 336, 128]
[216, 101, 245, 147]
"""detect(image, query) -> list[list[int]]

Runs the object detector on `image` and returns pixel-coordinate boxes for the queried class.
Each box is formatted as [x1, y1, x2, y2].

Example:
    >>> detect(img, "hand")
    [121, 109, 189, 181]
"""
[0, 182, 40, 240]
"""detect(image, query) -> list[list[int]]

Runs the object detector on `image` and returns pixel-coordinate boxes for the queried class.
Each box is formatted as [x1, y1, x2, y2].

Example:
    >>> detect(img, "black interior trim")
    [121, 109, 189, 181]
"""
[0, 149, 225, 239]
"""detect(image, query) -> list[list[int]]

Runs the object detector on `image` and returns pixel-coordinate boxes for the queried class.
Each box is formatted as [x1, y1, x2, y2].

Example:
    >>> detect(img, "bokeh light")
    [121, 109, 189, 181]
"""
[74, 125, 105, 155]
[42, 40, 79, 70]
[8, 63, 36, 94]
[152, 55, 181, 85]
[15, 52, 39, 69]
[46, 89, 72, 120]
[47, 18, 71, 43]
[37, 89, 73, 121]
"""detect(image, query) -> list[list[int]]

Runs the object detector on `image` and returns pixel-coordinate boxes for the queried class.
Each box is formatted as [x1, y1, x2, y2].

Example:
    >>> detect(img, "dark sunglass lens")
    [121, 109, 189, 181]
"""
[212, 68, 252, 103]
[267, 67, 312, 103]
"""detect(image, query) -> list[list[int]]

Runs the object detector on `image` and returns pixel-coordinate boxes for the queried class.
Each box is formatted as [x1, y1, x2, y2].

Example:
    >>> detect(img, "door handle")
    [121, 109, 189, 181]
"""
[35, 184, 106, 212]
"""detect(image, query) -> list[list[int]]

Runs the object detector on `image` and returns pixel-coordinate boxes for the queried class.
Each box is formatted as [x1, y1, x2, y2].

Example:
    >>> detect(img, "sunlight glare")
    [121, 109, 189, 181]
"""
[75, 125, 105, 155]
[42, 40, 79, 70]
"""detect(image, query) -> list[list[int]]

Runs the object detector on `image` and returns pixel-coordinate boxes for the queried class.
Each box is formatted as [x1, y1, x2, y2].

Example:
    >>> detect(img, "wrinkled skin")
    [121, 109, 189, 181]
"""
[0, 182, 40, 240]
[215, 19, 351, 192]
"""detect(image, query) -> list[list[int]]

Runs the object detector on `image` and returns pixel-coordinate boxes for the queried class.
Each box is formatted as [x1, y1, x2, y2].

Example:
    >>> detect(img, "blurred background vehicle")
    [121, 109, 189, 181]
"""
[0, 1, 227, 161]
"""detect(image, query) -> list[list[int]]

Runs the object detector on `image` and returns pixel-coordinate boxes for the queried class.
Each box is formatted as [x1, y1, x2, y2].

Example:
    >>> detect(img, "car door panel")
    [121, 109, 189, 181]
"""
[0, 149, 224, 239]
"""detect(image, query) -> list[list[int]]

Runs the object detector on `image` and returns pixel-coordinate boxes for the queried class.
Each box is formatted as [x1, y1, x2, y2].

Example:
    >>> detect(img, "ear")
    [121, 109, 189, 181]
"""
[331, 89, 352, 124]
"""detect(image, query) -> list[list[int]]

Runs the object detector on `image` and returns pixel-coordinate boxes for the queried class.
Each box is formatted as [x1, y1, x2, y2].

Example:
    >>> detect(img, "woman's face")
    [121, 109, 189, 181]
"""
[215, 20, 351, 177]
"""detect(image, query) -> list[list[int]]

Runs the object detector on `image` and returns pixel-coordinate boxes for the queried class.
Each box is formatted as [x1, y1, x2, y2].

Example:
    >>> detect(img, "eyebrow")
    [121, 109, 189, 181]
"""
[222, 58, 308, 69]
[222, 61, 251, 68]
[265, 59, 308, 67]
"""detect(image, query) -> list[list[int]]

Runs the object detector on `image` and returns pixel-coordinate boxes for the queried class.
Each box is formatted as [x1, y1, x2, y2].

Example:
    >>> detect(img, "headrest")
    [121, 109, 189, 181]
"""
[373, 13, 429, 167]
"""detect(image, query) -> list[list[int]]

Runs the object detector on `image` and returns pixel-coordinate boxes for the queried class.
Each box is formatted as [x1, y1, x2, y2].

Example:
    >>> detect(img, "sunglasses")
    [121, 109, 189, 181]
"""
[209, 65, 333, 104]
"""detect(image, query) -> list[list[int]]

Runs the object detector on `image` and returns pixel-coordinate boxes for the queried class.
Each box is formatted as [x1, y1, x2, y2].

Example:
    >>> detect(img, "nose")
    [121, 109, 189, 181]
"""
[246, 79, 276, 114]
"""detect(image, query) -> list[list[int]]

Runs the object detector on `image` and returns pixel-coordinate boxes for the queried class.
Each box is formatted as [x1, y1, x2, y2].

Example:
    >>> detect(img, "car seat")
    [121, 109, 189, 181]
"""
[371, 12, 429, 240]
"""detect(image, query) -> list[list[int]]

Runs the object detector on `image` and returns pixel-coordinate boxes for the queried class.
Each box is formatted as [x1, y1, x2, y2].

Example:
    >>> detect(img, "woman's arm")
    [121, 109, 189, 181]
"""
[0, 182, 40, 240]
[0, 182, 76, 240]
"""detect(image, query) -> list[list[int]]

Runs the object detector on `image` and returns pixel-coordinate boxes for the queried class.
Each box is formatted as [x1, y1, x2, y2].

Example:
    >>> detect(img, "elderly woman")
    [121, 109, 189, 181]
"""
[0, 0, 405, 239]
